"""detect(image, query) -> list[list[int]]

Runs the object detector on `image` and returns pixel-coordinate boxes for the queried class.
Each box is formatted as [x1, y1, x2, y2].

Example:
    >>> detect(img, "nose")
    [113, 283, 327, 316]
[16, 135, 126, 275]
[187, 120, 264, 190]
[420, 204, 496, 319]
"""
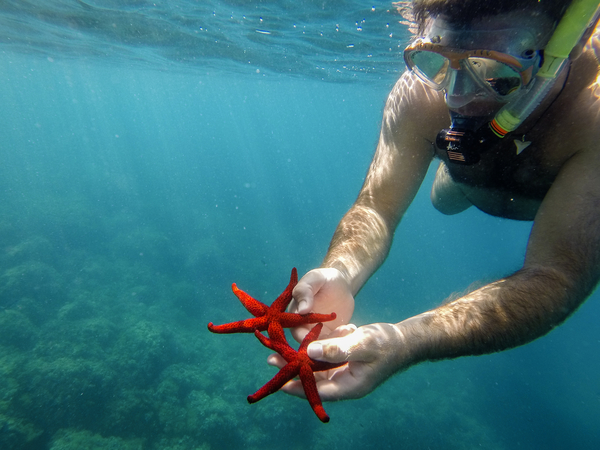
[444, 68, 481, 108]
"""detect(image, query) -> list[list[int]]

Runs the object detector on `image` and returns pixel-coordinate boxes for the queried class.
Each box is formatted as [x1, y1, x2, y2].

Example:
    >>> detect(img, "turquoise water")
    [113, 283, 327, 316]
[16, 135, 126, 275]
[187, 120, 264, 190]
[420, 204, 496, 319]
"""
[1, 1, 599, 449]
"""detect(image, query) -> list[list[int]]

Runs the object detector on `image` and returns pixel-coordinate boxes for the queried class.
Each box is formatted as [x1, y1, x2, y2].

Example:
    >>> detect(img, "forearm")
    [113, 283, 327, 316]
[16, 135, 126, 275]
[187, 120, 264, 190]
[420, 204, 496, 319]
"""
[319, 73, 441, 296]
[401, 266, 592, 363]
[322, 203, 394, 296]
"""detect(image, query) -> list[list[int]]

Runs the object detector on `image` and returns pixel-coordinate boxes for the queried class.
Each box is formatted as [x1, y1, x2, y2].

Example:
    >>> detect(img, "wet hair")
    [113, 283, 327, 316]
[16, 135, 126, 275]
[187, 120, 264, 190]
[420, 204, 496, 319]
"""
[411, 0, 571, 32]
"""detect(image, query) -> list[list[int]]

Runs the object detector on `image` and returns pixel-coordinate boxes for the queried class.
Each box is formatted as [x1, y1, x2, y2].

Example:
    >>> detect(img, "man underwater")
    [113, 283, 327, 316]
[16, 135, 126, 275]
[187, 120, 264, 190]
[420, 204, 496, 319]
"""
[271, 0, 600, 401]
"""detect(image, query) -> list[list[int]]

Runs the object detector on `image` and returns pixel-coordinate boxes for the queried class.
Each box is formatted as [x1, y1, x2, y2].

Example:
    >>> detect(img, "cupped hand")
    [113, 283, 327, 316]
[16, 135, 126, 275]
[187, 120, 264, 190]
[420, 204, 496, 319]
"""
[289, 268, 355, 341]
[267, 322, 416, 401]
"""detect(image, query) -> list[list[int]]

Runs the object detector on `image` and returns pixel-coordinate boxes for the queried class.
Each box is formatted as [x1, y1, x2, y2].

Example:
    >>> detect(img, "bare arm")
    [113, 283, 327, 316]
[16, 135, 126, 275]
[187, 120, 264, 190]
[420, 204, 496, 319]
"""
[403, 69, 600, 363]
[284, 33, 600, 402]
[394, 25, 600, 360]
[322, 71, 447, 295]
[284, 72, 600, 402]
[290, 72, 445, 332]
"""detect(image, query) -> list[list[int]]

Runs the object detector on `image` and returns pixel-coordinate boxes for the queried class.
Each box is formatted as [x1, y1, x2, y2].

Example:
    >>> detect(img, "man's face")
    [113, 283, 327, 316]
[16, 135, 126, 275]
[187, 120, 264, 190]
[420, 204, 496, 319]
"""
[420, 12, 554, 117]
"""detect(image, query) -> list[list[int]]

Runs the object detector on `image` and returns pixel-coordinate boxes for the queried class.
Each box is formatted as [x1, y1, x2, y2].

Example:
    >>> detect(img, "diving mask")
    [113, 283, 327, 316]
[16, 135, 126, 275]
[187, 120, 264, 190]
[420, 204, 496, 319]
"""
[409, 2, 599, 166]
[404, 40, 538, 99]
[404, 17, 549, 102]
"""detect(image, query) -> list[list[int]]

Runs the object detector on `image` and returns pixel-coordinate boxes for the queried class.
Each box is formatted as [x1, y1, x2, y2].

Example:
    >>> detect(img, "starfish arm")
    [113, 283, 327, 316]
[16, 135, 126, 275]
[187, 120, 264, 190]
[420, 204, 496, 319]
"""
[261, 323, 297, 361]
[299, 364, 330, 423]
[304, 312, 337, 322]
[270, 268, 298, 312]
[255, 328, 299, 374]
[267, 321, 287, 341]
[247, 361, 299, 403]
[299, 322, 324, 352]
[278, 312, 337, 328]
[254, 330, 275, 351]
[207, 317, 267, 334]
[232, 284, 269, 317]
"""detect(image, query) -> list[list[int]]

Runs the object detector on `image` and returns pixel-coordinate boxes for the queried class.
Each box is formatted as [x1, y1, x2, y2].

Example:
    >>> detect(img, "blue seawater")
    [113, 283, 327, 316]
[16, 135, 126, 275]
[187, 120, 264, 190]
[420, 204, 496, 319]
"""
[0, 1, 598, 449]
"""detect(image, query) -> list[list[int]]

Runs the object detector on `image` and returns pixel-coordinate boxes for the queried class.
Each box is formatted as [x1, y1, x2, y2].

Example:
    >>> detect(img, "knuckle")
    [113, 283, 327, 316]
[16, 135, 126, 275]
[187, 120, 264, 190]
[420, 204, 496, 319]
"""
[323, 343, 348, 362]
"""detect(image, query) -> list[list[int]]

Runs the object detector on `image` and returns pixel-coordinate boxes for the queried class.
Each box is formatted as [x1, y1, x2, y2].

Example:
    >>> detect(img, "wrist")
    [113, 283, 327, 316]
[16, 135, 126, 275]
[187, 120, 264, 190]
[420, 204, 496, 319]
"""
[320, 260, 366, 296]
[395, 313, 435, 365]
[320, 261, 350, 282]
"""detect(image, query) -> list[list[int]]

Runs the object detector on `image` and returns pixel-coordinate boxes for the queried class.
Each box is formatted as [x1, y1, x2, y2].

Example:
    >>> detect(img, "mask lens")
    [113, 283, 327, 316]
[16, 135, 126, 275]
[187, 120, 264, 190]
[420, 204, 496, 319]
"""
[408, 51, 450, 88]
[466, 58, 522, 96]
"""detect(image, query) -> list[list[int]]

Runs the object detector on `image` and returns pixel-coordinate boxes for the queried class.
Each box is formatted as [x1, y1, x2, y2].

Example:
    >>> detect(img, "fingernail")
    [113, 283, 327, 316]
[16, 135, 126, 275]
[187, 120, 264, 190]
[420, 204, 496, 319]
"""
[307, 343, 323, 359]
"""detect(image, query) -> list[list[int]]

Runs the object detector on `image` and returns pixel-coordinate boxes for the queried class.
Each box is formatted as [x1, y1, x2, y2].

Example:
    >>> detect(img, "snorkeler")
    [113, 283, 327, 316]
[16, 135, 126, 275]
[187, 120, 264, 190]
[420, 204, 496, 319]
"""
[270, 0, 600, 401]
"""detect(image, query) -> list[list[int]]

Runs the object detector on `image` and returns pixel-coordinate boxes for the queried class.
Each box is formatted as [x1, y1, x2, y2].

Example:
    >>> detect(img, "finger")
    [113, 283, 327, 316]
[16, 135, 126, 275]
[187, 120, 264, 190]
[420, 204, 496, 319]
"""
[281, 363, 373, 401]
[313, 363, 374, 401]
[290, 324, 311, 343]
[291, 322, 353, 344]
[279, 379, 306, 398]
[277, 369, 342, 398]
[327, 323, 357, 339]
[291, 270, 326, 314]
[267, 353, 286, 368]
[307, 328, 373, 364]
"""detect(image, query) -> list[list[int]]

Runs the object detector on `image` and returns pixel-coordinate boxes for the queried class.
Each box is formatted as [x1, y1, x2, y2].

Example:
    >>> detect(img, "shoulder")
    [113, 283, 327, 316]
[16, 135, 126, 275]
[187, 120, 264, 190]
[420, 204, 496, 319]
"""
[545, 28, 600, 152]
[571, 26, 600, 141]
[382, 70, 447, 138]
[584, 23, 600, 64]
[385, 71, 443, 112]
[538, 66, 599, 168]
[577, 22, 600, 103]
[587, 25, 600, 100]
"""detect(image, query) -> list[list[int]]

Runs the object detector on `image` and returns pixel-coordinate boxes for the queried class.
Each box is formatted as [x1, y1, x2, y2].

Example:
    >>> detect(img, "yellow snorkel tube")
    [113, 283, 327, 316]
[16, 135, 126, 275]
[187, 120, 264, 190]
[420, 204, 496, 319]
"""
[490, 0, 600, 137]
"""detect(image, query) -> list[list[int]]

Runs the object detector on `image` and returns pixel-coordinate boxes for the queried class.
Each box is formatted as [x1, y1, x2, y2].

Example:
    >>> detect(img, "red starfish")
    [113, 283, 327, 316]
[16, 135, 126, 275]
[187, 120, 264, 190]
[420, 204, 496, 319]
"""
[207, 268, 337, 334]
[248, 321, 346, 423]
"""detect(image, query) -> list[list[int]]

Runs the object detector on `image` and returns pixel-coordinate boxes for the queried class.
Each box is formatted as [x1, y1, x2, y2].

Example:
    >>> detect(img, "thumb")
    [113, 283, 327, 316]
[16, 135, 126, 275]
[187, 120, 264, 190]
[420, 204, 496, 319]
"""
[292, 269, 327, 314]
[307, 328, 363, 364]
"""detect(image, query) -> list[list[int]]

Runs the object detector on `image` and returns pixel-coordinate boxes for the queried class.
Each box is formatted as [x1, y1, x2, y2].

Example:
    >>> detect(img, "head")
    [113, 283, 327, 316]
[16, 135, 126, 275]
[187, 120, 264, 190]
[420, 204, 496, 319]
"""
[411, 0, 569, 34]
[405, 0, 571, 117]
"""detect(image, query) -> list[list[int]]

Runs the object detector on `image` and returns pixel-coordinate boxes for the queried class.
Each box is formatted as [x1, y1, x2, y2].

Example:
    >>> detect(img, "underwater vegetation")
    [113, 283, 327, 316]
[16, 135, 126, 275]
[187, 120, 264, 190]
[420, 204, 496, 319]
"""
[0, 186, 507, 450]
[0, 190, 239, 448]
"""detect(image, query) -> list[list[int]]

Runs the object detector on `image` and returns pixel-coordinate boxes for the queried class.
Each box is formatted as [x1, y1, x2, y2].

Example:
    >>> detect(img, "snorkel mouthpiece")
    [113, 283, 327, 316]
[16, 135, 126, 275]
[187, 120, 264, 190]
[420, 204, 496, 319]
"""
[436, 113, 500, 165]
[437, 127, 481, 164]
